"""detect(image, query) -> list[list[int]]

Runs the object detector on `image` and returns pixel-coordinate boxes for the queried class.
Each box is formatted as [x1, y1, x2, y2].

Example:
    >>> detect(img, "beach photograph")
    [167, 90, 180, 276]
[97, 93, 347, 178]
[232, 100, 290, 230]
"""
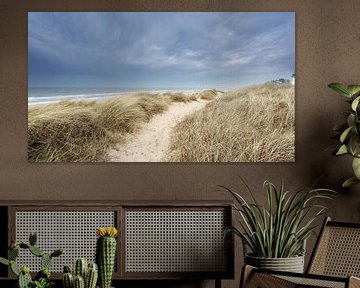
[28, 12, 295, 162]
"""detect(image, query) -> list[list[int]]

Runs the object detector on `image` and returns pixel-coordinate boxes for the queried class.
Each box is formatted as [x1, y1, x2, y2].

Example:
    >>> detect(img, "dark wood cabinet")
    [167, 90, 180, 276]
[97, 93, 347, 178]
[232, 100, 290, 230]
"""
[0, 201, 233, 284]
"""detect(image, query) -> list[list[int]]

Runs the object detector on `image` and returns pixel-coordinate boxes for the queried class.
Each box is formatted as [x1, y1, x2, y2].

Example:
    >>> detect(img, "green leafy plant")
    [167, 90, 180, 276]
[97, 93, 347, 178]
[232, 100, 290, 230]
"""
[328, 83, 360, 187]
[32, 278, 54, 288]
[0, 232, 63, 288]
[221, 179, 334, 258]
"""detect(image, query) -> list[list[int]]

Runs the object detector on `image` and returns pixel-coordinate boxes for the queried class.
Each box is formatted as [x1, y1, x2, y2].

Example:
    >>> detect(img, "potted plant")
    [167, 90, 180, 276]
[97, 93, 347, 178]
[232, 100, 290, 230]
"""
[0, 232, 64, 288]
[221, 179, 334, 273]
[328, 83, 360, 187]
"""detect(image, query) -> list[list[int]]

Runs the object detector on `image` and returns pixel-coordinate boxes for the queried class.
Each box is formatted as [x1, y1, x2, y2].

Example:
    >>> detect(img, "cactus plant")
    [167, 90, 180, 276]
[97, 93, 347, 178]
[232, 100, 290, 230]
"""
[74, 275, 85, 288]
[0, 257, 9, 266]
[63, 260, 98, 288]
[19, 268, 32, 288]
[41, 254, 52, 270]
[29, 232, 37, 246]
[96, 227, 118, 288]
[85, 262, 98, 288]
[29, 246, 44, 257]
[63, 272, 74, 288]
[51, 249, 63, 257]
[74, 258, 88, 279]
[0, 232, 63, 288]
[62, 265, 75, 288]
[10, 260, 21, 276]
[9, 247, 19, 260]
[35, 268, 50, 282]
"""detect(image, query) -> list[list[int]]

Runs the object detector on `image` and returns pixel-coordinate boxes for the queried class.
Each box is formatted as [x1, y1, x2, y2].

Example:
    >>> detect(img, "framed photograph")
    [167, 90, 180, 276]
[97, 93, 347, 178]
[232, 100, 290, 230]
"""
[28, 12, 295, 162]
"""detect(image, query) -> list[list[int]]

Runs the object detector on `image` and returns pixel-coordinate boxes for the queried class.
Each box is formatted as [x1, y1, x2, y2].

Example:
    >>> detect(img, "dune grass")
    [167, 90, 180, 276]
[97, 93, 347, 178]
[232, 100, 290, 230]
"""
[28, 92, 199, 162]
[165, 83, 295, 162]
[198, 89, 218, 100]
[162, 92, 192, 103]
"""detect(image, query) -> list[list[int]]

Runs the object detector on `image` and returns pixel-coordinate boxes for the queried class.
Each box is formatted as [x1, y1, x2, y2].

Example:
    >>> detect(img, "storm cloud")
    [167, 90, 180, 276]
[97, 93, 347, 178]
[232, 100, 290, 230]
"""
[28, 12, 295, 89]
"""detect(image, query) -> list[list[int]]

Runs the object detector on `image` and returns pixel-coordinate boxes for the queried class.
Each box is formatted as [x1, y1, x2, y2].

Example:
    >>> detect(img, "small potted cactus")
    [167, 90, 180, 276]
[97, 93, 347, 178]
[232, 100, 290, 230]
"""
[96, 227, 118, 288]
[0, 232, 64, 288]
[62, 258, 98, 288]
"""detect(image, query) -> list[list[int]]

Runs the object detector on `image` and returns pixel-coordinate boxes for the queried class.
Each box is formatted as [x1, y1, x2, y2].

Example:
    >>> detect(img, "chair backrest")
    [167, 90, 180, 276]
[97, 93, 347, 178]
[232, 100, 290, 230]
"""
[307, 217, 360, 277]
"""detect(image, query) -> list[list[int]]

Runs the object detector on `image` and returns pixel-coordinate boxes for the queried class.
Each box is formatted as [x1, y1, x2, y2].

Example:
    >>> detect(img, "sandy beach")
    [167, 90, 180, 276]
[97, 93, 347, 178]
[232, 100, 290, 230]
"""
[107, 99, 210, 162]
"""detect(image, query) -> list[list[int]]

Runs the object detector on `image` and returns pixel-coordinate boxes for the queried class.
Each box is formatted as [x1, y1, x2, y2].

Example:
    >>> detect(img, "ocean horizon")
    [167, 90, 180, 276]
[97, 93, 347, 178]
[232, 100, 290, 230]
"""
[28, 86, 207, 105]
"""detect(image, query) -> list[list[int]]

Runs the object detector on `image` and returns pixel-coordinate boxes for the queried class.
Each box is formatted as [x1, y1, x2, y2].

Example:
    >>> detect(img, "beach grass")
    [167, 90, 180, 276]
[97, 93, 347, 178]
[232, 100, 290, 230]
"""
[165, 83, 295, 162]
[198, 89, 218, 100]
[28, 92, 199, 162]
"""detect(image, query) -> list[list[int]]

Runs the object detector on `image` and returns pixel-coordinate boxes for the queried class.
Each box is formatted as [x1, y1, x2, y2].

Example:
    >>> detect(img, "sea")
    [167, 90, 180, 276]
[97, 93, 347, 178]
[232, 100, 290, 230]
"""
[28, 87, 201, 106]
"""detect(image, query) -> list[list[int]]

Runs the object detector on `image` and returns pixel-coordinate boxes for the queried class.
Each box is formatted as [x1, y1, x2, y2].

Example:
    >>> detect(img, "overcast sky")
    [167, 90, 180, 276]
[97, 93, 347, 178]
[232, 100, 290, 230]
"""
[28, 12, 295, 89]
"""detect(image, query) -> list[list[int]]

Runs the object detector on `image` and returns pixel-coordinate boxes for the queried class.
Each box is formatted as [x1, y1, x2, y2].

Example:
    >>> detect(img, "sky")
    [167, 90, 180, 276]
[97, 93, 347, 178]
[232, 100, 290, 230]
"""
[28, 12, 295, 89]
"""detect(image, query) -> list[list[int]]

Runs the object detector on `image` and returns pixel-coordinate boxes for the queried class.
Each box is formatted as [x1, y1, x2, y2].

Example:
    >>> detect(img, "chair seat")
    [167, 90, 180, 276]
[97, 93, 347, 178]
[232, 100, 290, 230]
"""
[243, 266, 360, 288]
[277, 274, 346, 288]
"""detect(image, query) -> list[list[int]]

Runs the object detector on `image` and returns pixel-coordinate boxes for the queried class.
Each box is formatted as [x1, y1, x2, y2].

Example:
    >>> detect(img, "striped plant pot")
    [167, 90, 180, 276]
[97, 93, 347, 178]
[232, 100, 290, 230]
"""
[245, 254, 305, 273]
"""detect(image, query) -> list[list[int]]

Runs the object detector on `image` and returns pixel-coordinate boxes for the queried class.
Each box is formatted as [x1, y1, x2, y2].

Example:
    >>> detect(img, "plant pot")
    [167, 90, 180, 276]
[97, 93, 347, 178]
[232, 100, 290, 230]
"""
[245, 254, 304, 273]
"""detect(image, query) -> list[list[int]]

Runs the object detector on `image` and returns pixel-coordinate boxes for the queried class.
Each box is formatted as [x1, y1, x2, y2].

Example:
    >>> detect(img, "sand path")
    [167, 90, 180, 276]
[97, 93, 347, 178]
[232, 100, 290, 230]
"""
[107, 99, 209, 162]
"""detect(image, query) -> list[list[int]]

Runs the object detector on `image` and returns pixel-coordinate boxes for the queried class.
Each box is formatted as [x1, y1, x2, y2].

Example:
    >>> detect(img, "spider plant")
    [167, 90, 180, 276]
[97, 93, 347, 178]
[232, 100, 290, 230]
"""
[221, 179, 334, 258]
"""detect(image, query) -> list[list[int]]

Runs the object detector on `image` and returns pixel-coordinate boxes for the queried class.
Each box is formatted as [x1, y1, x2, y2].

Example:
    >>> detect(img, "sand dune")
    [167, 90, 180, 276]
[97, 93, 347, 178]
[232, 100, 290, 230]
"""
[107, 99, 209, 162]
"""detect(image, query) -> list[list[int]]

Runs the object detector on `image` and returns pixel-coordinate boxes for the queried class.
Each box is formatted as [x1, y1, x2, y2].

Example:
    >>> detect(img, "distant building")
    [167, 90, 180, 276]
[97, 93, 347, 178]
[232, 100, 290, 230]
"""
[291, 73, 295, 85]
[270, 78, 290, 84]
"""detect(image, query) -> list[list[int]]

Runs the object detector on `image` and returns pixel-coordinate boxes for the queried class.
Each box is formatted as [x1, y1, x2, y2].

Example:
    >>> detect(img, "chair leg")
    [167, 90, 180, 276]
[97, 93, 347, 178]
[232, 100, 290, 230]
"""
[240, 265, 296, 288]
[349, 276, 360, 288]
[240, 265, 255, 288]
[215, 278, 221, 288]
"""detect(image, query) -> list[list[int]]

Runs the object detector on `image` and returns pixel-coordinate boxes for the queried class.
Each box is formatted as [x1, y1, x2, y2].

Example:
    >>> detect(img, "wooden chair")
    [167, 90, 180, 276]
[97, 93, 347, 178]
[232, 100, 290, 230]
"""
[241, 217, 360, 288]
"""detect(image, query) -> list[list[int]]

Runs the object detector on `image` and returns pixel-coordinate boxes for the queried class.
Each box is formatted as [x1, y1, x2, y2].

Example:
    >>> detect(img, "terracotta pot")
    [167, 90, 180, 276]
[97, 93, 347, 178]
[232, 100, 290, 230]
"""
[245, 254, 304, 273]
